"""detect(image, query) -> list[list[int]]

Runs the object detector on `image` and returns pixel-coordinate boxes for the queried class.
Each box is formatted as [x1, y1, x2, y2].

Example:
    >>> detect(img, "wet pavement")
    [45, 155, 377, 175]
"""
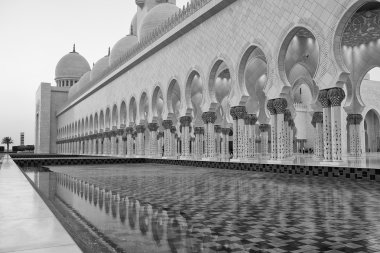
[0, 155, 82, 253]
[25, 163, 380, 253]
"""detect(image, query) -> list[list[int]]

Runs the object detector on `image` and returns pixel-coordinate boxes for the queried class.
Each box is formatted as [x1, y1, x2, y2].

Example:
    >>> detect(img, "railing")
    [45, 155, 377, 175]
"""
[63, 0, 212, 109]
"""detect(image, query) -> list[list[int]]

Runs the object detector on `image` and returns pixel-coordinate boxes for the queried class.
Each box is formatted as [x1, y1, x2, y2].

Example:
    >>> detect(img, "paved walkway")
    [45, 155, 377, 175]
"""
[0, 155, 82, 253]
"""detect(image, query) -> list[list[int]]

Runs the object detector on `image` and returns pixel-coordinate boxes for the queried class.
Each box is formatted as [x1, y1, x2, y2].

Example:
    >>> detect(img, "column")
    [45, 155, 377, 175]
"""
[136, 125, 145, 156]
[328, 88, 345, 161]
[318, 90, 332, 161]
[267, 99, 277, 160]
[221, 127, 231, 161]
[273, 98, 287, 160]
[202, 111, 217, 160]
[162, 120, 172, 158]
[288, 119, 294, 157]
[126, 127, 134, 157]
[117, 129, 124, 156]
[111, 130, 117, 156]
[244, 114, 258, 160]
[347, 114, 363, 157]
[157, 132, 164, 157]
[284, 110, 291, 158]
[171, 126, 177, 157]
[148, 123, 159, 157]
[312, 112, 323, 159]
[259, 124, 270, 157]
[214, 125, 222, 160]
[180, 116, 192, 159]
[229, 106, 246, 160]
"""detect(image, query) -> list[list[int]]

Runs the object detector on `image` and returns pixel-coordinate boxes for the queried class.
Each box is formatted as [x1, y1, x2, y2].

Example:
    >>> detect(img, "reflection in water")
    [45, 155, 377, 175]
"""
[27, 164, 380, 253]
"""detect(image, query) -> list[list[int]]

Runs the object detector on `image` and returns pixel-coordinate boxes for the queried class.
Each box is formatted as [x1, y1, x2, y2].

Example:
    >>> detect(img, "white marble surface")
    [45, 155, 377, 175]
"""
[0, 155, 82, 253]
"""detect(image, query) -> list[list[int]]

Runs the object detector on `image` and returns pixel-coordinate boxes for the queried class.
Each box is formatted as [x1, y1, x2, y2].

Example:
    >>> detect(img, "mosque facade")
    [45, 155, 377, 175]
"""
[35, 0, 380, 162]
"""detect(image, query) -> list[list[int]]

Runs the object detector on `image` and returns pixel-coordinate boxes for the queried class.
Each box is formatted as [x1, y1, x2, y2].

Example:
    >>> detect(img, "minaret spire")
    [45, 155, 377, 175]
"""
[108, 47, 110, 56]
[72, 44, 76, 53]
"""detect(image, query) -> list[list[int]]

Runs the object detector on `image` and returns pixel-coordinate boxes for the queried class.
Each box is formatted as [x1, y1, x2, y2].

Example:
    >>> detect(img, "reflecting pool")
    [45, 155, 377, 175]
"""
[27, 164, 380, 252]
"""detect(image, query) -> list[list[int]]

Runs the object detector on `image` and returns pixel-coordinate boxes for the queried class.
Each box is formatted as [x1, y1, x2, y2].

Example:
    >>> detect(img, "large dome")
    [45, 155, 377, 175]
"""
[139, 3, 180, 40]
[109, 35, 138, 66]
[90, 56, 110, 81]
[55, 51, 91, 80]
[68, 71, 91, 100]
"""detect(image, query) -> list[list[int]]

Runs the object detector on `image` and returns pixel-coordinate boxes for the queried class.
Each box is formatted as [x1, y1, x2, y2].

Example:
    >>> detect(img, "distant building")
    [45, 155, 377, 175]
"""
[20, 132, 24, 146]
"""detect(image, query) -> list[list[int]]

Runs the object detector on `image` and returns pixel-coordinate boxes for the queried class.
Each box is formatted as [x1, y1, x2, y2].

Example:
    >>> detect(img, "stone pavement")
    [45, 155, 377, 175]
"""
[0, 155, 82, 253]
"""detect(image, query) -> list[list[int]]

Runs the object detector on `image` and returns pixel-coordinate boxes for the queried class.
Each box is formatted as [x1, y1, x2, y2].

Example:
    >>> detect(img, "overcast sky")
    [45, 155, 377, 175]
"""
[0, 0, 379, 146]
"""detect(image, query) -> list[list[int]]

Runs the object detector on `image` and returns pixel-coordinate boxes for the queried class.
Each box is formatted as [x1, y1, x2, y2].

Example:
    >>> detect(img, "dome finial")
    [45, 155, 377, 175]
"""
[108, 47, 110, 56]
[72, 44, 76, 53]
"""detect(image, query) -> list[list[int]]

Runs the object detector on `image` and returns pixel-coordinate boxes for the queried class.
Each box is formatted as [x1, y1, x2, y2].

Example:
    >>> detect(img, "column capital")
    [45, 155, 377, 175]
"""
[162, 120, 173, 130]
[136, 125, 146, 133]
[347, 114, 363, 125]
[148, 122, 159, 132]
[202, 111, 217, 124]
[180, 116, 192, 126]
[244, 114, 258, 125]
[194, 127, 202, 135]
[318, 89, 331, 108]
[312, 112, 323, 127]
[273, 98, 287, 114]
[328, 87, 345, 107]
[259, 124, 270, 132]
[170, 126, 176, 133]
[125, 127, 134, 134]
[230, 106, 246, 120]
[214, 125, 222, 133]
[221, 127, 231, 135]
[267, 99, 277, 115]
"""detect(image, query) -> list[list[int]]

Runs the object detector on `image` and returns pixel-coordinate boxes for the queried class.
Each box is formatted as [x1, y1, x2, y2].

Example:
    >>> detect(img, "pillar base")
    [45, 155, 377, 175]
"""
[202, 157, 218, 162]
[320, 161, 344, 166]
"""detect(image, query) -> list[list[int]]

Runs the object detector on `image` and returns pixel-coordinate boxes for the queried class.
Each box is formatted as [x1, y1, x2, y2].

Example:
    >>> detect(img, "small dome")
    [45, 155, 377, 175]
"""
[109, 35, 138, 66]
[68, 71, 91, 100]
[90, 56, 110, 81]
[55, 51, 91, 80]
[139, 3, 179, 40]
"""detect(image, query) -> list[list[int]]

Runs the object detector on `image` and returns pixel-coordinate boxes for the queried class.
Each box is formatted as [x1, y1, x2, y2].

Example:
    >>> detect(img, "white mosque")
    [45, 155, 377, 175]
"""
[35, 0, 380, 162]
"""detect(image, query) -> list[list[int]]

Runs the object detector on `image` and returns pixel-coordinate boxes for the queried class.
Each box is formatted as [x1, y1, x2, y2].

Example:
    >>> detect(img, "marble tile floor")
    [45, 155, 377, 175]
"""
[0, 155, 82, 253]
[48, 163, 380, 253]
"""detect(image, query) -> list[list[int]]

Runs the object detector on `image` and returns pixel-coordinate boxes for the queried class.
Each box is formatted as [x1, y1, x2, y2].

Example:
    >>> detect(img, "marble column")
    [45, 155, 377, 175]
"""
[267, 99, 277, 160]
[328, 88, 345, 161]
[171, 126, 177, 157]
[136, 125, 145, 157]
[230, 106, 247, 160]
[221, 127, 231, 161]
[244, 114, 258, 160]
[157, 131, 164, 157]
[288, 119, 294, 157]
[347, 114, 363, 157]
[180, 116, 192, 159]
[259, 124, 270, 157]
[318, 90, 332, 161]
[312, 112, 323, 159]
[125, 127, 134, 157]
[202, 111, 217, 160]
[117, 128, 124, 156]
[214, 125, 221, 160]
[148, 123, 159, 157]
[274, 99, 287, 160]
[111, 129, 117, 156]
[284, 110, 292, 158]
[162, 120, 172, 158]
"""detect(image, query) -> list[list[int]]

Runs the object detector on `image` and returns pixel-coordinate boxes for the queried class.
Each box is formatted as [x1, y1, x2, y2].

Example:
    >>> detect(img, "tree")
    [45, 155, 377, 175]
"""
[1, 137, 13, 152]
